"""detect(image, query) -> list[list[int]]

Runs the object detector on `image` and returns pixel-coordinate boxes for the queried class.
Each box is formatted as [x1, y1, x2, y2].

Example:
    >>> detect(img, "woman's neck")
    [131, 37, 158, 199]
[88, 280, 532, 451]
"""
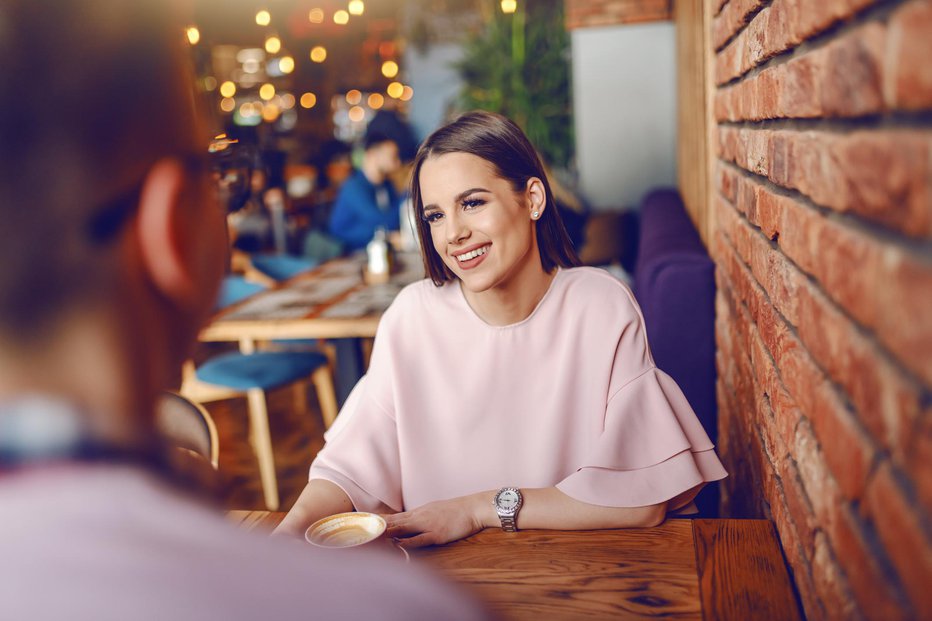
[461, 258, 557, 327]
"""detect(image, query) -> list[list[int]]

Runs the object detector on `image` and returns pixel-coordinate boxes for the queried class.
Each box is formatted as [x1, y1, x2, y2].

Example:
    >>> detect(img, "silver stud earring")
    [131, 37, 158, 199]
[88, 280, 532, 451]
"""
[532, 211, 539, 219]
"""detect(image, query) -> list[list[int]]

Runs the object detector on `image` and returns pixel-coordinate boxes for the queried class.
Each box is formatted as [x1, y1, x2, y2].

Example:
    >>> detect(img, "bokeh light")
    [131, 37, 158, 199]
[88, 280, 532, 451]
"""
[368, 93, 384, 109]
[259, 83, 276, 101]
[381, 60, 398, 78]
[300, 92, 317, 109]
[186, 27, 200, 45]
[262, 103, 280, 122]
[220, 81, 236, 98]
[308, 8, 324, 23]
[348, 0, 365, 16]
[346, 89, 362, 105]
[333, 10, 349, 25]
[400, 85, 414, 101]
[501, 0, 517, 13]
[348, 106, 365, 122]
[279, 56, 295, 74]
[265, 36, 281, 55]
[256, 10, 271, 26]
[310, 46, 327, 63]
[386, 81, 404, 99]
[220, 97, 236, 112]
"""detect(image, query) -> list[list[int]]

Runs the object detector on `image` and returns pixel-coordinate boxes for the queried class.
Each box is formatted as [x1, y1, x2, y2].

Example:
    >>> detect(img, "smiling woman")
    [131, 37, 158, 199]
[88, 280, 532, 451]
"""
[276, 111, 727, 548]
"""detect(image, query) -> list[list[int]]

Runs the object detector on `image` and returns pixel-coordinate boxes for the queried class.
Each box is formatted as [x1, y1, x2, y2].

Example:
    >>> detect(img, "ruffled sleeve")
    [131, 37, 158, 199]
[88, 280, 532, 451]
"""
[308, 377, 403, 512]
[556, 367, 727, 510]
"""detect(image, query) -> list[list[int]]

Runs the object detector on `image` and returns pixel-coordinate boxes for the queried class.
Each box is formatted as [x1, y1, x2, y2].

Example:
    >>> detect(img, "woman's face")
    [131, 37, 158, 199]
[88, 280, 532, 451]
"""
[419, 152, 544, 294]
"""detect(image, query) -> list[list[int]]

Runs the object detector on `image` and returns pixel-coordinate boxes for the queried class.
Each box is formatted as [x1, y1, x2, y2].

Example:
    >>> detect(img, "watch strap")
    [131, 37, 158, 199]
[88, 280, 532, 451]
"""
[499, 514, 518, 532]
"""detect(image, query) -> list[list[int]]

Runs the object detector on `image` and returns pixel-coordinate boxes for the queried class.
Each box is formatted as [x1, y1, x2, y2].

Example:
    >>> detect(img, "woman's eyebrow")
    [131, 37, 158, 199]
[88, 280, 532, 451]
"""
[423, 187, 489, 212]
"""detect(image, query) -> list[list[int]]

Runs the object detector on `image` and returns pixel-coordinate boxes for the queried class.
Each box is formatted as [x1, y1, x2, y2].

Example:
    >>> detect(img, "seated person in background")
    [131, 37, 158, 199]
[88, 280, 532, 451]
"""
[328, 132, 403, 251]
[277, 111, 727, 547]
[0, 3, 487, 619]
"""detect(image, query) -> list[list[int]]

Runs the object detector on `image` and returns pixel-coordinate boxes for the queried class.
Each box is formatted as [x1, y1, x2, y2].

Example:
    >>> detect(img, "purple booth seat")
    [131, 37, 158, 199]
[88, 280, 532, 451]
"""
[633, 188, 718, 516]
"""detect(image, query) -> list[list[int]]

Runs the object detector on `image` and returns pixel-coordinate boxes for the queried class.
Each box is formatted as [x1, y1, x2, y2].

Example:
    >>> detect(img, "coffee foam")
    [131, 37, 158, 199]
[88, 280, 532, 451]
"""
[305, 512, 386, 548]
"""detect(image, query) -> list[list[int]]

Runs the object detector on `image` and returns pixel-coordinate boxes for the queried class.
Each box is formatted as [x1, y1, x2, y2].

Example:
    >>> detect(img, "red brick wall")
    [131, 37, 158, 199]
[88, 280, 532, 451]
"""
[565, 0, 672, 29]
[711, 1, 932, 619]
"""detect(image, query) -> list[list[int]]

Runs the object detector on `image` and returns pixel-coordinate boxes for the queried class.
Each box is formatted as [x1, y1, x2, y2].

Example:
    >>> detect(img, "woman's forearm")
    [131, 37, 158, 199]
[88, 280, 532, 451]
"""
[273, 479, 354, 537]
[471, 487, 668, 531]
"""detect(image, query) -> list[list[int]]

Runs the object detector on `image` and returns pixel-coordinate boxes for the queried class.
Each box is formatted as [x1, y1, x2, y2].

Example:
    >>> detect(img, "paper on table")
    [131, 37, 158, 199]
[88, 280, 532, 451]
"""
[223, 276, 359, 320]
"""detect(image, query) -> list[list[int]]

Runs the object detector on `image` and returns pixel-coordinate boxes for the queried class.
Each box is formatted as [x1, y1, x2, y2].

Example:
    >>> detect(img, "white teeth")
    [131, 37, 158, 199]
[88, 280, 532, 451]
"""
[455, 245, 489, 262]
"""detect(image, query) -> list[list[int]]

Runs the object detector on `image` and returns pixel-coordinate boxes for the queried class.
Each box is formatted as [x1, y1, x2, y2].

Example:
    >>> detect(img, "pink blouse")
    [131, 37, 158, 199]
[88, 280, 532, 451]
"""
[310, 267, 726, 512]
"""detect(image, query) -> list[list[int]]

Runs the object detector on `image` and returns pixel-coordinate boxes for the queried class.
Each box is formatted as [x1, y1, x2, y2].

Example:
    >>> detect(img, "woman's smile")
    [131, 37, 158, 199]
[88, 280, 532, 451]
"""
[453, 243, 491, 269]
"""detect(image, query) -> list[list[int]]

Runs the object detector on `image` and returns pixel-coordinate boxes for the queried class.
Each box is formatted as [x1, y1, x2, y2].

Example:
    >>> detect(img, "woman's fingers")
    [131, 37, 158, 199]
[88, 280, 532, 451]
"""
[394, 532, 438, 549]
[384, 513, 422, 537]
[385, 523, 420, 537]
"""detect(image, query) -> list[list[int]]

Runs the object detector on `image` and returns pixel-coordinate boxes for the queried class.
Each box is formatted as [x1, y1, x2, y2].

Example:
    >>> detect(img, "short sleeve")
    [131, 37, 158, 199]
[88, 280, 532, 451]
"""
[556, 368, 727, 509]
[309, 377, 403, 512]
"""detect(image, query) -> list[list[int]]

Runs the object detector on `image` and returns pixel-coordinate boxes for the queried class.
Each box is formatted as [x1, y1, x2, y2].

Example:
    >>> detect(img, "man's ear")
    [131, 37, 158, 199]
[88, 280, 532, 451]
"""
[135, 158, 199, 309]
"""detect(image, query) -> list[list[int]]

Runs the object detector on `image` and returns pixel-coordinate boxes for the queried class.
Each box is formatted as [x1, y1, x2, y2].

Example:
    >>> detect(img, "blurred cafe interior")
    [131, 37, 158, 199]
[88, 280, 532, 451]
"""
[2, 0, 930, 619]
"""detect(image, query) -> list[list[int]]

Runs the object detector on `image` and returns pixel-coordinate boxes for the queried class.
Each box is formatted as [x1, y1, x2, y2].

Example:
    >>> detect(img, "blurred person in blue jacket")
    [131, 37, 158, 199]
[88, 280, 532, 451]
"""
[328, 132, 403, 251]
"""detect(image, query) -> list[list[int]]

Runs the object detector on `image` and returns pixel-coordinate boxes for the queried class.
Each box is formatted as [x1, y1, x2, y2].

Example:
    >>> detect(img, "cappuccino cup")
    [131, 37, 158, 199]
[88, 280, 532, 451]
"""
[305, 512, 386, 548]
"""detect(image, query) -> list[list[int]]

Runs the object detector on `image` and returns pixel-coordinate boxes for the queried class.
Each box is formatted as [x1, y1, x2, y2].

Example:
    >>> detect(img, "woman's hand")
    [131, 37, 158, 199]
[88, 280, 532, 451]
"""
[384, 493, 492, 549]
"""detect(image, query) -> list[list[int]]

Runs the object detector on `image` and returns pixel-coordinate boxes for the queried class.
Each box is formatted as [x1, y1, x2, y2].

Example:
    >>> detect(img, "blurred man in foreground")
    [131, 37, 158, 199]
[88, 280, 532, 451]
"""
[0, 2, 486, 619]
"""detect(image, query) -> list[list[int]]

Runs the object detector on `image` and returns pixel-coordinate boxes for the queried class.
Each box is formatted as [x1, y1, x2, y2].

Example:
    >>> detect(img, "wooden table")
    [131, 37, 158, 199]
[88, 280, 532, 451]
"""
[201, 253, 423, 402]
[228, 511, 803, 620]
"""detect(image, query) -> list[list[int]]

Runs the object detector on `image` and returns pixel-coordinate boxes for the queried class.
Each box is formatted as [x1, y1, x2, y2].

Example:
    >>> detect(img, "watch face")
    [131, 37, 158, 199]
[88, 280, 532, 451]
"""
[497, 489, 520, 511]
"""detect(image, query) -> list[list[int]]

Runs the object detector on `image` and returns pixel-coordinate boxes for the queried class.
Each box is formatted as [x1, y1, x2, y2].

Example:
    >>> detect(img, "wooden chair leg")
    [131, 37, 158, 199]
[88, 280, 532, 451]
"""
[311, 365, 339, 429]
[246, 388, 279, 511]
[292, 381, 308, 417]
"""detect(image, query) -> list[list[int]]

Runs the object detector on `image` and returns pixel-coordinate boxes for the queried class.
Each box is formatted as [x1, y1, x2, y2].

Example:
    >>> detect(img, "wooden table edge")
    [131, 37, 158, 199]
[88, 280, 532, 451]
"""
[691, 518, 804, 621]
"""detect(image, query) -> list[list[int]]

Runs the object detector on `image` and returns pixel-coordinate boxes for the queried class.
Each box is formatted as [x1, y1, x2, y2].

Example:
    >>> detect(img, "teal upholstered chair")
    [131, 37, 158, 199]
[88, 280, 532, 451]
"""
[181, 275, 338, 510]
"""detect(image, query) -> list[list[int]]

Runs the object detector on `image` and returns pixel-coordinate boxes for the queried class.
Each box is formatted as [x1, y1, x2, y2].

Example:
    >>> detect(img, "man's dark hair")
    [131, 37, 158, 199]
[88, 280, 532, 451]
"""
[363, 131, 397, 152]
[0, 1, 198, 339]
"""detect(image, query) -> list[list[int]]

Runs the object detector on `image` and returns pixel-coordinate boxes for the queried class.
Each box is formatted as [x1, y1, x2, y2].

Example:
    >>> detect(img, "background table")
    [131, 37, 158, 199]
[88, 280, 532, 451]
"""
[202, 253, 423, 404]
[227, 511, 803, 620]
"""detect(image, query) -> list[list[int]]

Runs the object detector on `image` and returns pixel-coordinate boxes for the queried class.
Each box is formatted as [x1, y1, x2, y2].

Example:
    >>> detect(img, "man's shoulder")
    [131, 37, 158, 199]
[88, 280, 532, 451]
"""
[0, 468, 486, 620]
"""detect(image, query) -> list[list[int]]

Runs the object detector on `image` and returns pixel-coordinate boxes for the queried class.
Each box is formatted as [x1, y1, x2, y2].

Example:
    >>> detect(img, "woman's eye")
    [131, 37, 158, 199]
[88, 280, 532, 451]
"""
[423, 212, 443, 224]
[462, 198, 484, 210]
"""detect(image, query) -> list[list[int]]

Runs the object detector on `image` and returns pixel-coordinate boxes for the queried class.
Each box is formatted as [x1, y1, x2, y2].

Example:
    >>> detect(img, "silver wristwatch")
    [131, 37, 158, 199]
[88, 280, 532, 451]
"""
[493, 487, 523, 532]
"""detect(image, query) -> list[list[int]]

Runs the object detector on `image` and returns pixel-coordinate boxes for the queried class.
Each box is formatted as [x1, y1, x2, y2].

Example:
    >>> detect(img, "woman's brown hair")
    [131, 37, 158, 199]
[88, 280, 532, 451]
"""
[410, 110, 581, 286]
